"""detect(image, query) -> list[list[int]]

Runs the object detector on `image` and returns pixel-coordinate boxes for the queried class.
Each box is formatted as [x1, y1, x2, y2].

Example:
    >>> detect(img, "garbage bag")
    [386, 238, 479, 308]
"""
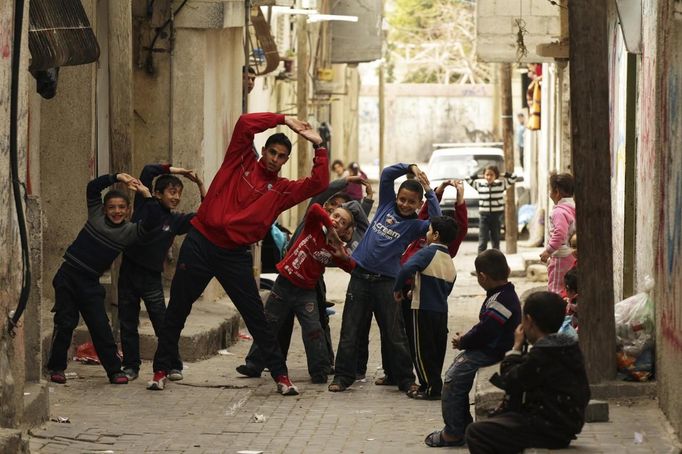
[614, 289, 655, 381]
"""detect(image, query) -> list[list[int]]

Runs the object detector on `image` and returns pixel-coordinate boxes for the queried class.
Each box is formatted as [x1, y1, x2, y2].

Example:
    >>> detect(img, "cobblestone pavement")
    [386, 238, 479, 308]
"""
[29, 241, 681, 453]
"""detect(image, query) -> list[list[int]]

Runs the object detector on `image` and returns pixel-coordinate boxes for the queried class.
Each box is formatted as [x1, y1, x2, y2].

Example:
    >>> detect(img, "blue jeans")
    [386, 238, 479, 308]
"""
[245, 275, 331, 377]
[478, 211, 503, 253]
[332, 269, 415, 389]
[442, 350, 500, 437]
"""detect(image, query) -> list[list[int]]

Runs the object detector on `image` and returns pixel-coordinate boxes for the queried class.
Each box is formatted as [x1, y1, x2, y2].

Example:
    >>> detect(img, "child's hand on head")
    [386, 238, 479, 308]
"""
[513, 325, 526, 351]
[415, 172, 431, 192]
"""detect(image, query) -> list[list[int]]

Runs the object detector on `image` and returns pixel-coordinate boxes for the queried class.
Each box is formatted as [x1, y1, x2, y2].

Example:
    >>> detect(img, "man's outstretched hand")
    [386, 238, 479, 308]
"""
[299, 128, 323, 146]
[284, 117, 311, 134]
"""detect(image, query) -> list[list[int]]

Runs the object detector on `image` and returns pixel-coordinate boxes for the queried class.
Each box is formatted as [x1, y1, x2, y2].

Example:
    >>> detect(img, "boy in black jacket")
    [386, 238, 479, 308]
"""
[465, 291, 591, 453]
[118, 164, 205, 381]
[47, 173, 161, 385]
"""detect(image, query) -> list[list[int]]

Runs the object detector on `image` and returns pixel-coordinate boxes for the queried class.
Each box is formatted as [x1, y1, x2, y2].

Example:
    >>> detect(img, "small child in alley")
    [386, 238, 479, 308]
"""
[118, 163, 205, 382]
[465, 291, 590, 453]
[540, 173, 576, 294]
[424, 249, 521, 447]
[47, 173, 162, 385]
[393, 215, 459, 400]
[466, 165, 518, 253]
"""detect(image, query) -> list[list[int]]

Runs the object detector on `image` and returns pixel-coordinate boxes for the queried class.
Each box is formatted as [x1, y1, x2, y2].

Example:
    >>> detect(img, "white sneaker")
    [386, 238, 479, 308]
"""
[147, 371, 167, 390]
[168, 369, 183, 381]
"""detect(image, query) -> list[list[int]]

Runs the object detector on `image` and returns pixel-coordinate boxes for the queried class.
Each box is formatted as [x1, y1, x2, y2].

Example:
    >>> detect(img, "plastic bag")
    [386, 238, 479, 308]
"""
[558, 315, 578, 339]
[614, 285, 655, 381]
[74, 342, 100, 364]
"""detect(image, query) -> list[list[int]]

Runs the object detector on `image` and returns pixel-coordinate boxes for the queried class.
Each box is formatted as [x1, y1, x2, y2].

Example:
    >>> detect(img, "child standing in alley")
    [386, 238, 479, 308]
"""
[424, 249, 521, 447]
[539, 173, 576, 294]
[239, 203, 356, 388]
[118, 163, 205, 381]
[466, 166, 518, 253]
[328, 163, 441, 393]
[47, 173, 161, 385]
[393, 216, 458, 400]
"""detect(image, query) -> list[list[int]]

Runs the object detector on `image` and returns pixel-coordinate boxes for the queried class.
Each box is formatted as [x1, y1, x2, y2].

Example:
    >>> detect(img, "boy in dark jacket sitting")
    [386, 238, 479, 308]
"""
[465, 291, 591, 453]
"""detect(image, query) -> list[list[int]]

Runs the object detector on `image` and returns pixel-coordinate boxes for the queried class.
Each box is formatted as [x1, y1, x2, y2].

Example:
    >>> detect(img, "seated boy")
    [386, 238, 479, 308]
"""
[465, 291, 590, 453]
[47, 173, 161, 385]
[118, 164, 205, 381]
[424, 249, 521, 447]
[393, 216, 458, 400]
[239, 203, 356, 389]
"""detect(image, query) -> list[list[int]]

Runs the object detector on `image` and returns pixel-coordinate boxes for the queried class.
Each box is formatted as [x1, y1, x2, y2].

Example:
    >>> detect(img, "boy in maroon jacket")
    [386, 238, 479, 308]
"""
[241, 203, 356, 387]
[149, 113, 328, 396]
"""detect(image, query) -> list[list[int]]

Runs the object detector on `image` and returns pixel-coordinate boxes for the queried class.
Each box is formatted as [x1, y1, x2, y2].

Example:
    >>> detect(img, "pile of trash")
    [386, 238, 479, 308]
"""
[614, 276, 655, 381]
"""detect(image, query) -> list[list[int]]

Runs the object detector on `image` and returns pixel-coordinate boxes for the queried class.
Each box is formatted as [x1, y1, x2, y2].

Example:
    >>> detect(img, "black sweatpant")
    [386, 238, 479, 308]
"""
[118, 259, 168, 371]
[47, 264, 122, 377]
[465, 412, 572, 454]
[153, 228, 287, 377]
[403, 304, 448, 397]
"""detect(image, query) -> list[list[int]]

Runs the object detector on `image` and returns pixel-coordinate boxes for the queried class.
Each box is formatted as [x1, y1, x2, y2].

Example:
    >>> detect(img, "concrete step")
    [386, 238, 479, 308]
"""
[0, 428, 29, 454]
[42, 297, 243, 367]
[21, 381, 49, 429]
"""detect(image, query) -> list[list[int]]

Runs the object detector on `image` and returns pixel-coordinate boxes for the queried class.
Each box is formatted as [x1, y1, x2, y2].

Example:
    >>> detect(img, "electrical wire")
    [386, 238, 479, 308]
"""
[8, 0, 32, 337]
[144, 0, 189, 74]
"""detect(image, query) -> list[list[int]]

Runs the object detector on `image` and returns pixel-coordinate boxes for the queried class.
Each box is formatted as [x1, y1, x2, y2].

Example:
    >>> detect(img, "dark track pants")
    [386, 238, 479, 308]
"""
[47, 264, 122, 377]
[153, 228, 286, 378]
[403, 306, 448, 397]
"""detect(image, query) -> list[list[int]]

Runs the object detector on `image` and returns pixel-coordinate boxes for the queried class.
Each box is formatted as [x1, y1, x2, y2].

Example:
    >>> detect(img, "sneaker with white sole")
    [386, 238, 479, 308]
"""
[147, 371, 167, 390]
[275, 375, 299, 396]
[168, 369, 183, 381]
[122, 367, 139, 381]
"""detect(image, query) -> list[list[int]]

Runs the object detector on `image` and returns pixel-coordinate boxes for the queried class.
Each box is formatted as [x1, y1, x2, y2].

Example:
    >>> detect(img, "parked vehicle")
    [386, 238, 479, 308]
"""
[425, 143, 527, 229]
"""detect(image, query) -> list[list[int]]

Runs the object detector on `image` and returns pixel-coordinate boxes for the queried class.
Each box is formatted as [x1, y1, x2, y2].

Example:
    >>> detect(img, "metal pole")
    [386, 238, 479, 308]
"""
[500, 63, 517, 254]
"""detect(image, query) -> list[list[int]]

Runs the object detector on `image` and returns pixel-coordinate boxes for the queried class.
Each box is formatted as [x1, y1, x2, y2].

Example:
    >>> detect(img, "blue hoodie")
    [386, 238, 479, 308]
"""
[351, 163, 441, 278]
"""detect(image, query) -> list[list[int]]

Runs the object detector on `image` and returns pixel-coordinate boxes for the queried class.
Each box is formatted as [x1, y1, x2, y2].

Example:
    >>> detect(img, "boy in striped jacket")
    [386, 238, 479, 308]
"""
[466, 165, 518, 253]
[424, 249, 521, 448]
[393, 216, 459, 400]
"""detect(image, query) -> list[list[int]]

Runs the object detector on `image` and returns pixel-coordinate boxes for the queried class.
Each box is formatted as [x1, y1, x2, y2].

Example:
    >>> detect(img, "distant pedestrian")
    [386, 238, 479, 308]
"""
[328, 163, 441, 393]
[465, 291, 590, 453]
[466, 165, 518, 253]
[539, 172, 576, 294]
[393, 216, 458, 400]
[516, 113, 526, 168]
[563, 267, 579, 329]
[424, 249, 521, 447]
[118, 163, 205, 382]
[47, 173, 162, 385]
[345, 162, 368, 200]
[331, 159, 346, 178]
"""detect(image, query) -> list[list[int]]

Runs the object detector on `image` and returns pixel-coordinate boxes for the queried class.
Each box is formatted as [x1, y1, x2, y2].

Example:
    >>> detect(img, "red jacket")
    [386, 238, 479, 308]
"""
[192, 113, 329, 248]
[400, 193, 468, 265]
[277, 203, 355, 288]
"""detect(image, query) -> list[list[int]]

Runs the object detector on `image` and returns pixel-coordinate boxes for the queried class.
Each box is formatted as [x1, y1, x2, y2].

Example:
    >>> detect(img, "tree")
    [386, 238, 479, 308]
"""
[386, 0, 492, 84]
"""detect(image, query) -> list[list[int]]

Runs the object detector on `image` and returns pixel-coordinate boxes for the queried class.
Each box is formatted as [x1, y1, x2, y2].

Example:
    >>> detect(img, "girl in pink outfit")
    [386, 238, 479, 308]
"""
[540, 173, 576, 294]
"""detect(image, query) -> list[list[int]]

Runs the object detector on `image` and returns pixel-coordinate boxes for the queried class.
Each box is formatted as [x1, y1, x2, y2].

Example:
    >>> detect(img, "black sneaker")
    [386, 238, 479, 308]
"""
[122, 367, 139, 381]
[236, 364, 261, 378]
[311, 374, 328, 384]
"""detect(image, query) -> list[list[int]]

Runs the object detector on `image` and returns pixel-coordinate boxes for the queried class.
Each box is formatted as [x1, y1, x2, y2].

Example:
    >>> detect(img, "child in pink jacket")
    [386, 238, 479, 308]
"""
[540, 173, 576, 294]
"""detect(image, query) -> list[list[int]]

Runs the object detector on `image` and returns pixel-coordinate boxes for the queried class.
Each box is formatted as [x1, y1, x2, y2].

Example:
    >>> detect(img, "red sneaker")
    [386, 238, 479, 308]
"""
[275, 375, 299, 396]
[49, 370, 66, 384]
[147, 371, 167, 390]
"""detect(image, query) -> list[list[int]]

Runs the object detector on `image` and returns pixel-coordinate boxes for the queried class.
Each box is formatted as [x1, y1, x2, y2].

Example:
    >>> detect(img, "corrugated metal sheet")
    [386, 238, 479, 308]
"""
[29, 0, 100, 71]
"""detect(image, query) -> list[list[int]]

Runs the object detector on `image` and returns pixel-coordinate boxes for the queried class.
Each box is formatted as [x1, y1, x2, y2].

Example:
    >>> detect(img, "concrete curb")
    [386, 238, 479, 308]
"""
[0, 428, 29, 454]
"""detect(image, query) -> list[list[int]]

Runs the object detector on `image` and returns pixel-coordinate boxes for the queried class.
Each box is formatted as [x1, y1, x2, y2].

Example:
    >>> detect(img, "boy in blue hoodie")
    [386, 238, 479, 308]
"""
[424, 249, 521, 447]
[328, 163, 441, 393]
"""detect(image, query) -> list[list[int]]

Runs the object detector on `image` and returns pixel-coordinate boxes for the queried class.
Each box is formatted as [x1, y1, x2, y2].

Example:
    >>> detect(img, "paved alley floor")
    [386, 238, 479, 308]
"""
[29, 240, 681, 453]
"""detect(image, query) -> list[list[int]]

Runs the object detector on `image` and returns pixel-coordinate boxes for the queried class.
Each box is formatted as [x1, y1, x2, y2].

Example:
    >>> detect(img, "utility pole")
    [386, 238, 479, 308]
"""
[569, 0, 616, 383]
[296, 15, 310, 223]
[500, 63, 517, 254]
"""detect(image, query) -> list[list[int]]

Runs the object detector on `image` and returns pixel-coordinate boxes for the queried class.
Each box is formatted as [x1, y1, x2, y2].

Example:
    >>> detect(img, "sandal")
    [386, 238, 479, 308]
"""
[424, 430, 465, 448]
[374, 376, 395, 386]
[405, 383, 421, 397]
[328, 383, 347, 392]
[410, 390, 441, 400]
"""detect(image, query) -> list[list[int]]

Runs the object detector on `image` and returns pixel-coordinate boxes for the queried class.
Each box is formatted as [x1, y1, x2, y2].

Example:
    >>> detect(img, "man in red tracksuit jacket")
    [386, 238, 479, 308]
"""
[149, 112, 329, 396]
